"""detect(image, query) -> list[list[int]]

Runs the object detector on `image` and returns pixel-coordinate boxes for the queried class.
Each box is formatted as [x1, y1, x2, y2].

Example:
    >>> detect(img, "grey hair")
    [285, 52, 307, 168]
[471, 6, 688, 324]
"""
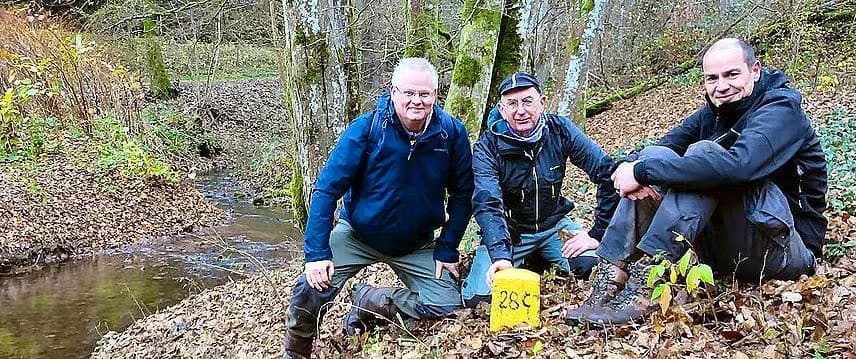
[391, 57, 439, 89]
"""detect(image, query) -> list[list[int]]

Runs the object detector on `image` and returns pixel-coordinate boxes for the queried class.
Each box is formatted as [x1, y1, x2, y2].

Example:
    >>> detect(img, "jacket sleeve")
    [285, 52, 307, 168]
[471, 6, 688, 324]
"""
[655, 109, 704, 156]
[303, 116, 370, 262]
[561, 119, 620, 240]
[634, 92, 808, 189]
[472, 135, 513, 262]
[435, 123, 475, 262]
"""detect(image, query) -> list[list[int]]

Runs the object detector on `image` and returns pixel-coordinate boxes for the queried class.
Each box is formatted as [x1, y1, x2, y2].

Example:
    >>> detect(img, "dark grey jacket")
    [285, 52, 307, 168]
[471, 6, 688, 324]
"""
[632, 68, 828, 256]
[473, 109, 619, 262]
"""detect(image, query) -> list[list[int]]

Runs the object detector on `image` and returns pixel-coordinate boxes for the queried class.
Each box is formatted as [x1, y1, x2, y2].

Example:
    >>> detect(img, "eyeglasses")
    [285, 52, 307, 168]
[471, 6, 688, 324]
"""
[394, 86, 434, 101]
[500, 96, 540, 111]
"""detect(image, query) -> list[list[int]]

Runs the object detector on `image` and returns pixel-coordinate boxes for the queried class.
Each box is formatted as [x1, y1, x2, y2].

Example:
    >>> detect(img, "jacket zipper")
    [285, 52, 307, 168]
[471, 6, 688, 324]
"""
[525, 147, 542, 232]
[533, 165, 539, 232]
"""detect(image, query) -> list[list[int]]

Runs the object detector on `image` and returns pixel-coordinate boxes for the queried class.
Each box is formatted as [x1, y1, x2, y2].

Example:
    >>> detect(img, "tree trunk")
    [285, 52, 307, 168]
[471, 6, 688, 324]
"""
[444, 0, 504, 137]
[479, 0, 542, 129]
[403, 0, 445, 64]
[554, 0, 610, 128]
[281, 0, 359, 229]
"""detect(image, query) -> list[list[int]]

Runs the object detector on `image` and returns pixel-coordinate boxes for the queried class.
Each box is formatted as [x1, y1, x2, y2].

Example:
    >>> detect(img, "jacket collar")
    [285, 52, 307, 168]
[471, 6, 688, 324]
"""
[706, 68, 791, 123]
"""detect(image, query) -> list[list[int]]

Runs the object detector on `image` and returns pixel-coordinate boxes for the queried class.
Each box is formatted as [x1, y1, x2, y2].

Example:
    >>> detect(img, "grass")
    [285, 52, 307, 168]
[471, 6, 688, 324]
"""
[108, 39, 281, 81]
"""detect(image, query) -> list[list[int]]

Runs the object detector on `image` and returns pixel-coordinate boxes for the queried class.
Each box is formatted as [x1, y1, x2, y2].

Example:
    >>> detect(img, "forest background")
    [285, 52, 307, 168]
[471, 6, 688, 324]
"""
[0, 0, 854, 357]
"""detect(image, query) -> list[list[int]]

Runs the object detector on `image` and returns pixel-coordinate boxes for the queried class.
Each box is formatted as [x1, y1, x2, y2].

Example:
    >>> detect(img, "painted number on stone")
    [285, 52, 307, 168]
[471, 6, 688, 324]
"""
[498, 290, 533, 309]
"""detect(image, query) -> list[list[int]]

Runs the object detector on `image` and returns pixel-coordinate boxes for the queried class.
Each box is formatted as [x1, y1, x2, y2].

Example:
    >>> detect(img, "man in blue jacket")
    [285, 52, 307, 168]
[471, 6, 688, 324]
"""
[283, 58, 473, 358]
[567, 38, 827, 325]
[461, 72, 620, 307]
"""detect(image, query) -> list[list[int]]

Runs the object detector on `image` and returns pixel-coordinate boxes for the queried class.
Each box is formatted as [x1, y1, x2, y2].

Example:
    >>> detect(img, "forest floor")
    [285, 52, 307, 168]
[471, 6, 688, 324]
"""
[91, 80, 856, 358]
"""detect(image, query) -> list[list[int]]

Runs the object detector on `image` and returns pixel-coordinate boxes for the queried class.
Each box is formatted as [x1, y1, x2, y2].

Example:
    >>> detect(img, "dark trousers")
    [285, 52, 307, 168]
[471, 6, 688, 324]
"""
[597, 141, 816, 281]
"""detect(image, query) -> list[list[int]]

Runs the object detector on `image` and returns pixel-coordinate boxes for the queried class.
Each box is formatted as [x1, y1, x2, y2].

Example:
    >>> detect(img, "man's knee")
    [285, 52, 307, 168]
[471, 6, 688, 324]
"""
[686, 140, 723, 155]
[567, 255, 598, 278]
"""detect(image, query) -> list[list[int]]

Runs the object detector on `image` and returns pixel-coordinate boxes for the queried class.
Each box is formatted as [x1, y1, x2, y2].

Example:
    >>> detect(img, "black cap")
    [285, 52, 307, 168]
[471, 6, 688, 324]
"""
[498, 72, 541, 95]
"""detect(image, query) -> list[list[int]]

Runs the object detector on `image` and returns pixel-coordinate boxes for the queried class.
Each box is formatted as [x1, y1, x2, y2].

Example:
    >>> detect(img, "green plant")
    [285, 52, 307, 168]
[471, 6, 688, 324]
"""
[817, 108, 856, 214]
[647, 232, 715, 314]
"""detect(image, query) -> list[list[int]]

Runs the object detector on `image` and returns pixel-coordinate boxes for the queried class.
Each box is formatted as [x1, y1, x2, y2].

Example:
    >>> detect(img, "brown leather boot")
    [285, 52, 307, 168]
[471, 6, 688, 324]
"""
[282, 330, 313, 359]
[343, 284, 401, 336]
[566, 258, 629, 324]
[580, 257, 660, 326]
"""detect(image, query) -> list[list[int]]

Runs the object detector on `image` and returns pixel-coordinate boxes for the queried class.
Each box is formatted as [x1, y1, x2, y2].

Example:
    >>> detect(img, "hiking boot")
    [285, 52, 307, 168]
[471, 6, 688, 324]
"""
[282, 330, 313, 359]
[343, 284, 400, 336]
[566, 258, 629, 324]
[580, 257, 660, 326]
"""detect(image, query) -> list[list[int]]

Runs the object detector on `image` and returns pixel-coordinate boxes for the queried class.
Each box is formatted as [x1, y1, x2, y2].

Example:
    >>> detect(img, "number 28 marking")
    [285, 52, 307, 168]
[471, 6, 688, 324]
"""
[497, 290, 533, 309]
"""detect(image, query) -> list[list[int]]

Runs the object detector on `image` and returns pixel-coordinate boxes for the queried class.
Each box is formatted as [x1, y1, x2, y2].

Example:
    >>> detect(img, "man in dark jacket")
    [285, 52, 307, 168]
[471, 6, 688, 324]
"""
[567, 38, 827, 325]
[283, 58, 474, 358]
[461, 72, 620, 307]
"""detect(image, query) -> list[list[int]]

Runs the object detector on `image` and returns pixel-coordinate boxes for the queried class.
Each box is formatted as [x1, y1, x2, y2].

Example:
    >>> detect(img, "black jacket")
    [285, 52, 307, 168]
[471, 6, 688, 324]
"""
[633, 68, 828, 256]
[473, 110, 619, 262]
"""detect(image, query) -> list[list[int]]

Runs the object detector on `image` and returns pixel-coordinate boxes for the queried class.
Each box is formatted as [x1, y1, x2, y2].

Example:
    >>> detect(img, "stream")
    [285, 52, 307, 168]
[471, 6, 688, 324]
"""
[0, 171, 303, 359]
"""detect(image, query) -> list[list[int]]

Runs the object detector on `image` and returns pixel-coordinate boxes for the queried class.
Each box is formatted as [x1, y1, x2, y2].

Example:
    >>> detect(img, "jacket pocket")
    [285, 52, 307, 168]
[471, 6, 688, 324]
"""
[746, 209, 790, 248]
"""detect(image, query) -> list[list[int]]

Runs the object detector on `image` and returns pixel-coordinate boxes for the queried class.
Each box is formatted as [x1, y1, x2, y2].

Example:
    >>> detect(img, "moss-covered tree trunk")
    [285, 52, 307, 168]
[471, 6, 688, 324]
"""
[555, 0, 610, 127]
[480, 0, 542, 129]
[403, 0, 445, 64]
[142, 18, 173, 100]
[281, 0, 359, 228]
[444, 0, 503, 137]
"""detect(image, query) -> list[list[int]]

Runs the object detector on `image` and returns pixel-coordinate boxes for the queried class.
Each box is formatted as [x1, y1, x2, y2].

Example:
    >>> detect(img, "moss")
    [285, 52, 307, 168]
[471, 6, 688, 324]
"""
[578, 0, 594, 17]
[451, 55, 480, 87]
[446, 94, 478, 134]
[567, 37, 581, 56]
[482, 0, 524, 129]
[288, 158, 308, 230]
[144, 40, 173, 99]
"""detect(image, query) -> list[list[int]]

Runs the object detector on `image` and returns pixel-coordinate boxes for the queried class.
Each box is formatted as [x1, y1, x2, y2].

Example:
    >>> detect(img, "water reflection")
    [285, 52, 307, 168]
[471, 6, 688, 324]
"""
[0, 172, 302, 359]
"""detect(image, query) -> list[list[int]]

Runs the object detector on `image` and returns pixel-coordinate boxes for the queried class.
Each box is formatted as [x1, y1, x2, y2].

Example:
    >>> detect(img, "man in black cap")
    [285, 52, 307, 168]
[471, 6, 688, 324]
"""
[461, 72, 621, 307]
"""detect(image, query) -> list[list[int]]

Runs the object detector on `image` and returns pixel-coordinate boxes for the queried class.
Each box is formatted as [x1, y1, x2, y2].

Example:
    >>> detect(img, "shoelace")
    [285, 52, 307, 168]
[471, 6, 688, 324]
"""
[585, 262, 620, 306]
[608, 262, 652, 310]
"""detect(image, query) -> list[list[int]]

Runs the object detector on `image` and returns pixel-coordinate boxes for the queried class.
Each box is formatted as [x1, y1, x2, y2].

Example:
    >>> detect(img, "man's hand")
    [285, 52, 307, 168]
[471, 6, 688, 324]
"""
[304, 260, 335, 291]
[625, 185, 662, 201]
[561, 230, 600, 258]
[435, 260, 460, 280]
[612, 160, 642, 197]
[486, 259, 513, 288]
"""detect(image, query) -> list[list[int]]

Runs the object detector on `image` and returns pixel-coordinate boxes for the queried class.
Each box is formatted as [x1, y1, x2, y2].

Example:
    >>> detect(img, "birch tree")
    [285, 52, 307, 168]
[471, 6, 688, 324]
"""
[555, 0, 610, 127]
[281, 0, 359, 227]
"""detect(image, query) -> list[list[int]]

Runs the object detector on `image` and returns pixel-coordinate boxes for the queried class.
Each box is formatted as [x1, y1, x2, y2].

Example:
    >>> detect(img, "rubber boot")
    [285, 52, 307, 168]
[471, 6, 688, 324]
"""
[282, 330, 313, 359]
[342, 284, 401, 336]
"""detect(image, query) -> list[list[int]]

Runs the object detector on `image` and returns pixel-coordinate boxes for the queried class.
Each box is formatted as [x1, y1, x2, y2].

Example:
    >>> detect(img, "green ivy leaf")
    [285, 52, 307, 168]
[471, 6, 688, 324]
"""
[678, 250, 692, 277]
[697, 264, 714, 285]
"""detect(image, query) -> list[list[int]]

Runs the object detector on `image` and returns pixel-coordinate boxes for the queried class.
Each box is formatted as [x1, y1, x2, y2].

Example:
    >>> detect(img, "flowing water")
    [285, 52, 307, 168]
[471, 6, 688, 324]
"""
[0, 172, 303, 359]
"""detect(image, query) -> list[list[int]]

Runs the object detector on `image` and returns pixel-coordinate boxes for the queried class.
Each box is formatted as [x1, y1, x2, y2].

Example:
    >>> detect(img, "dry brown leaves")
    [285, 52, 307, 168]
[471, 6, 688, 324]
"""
[0, 145, 224, 274]
[91, 82, 856, 358]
